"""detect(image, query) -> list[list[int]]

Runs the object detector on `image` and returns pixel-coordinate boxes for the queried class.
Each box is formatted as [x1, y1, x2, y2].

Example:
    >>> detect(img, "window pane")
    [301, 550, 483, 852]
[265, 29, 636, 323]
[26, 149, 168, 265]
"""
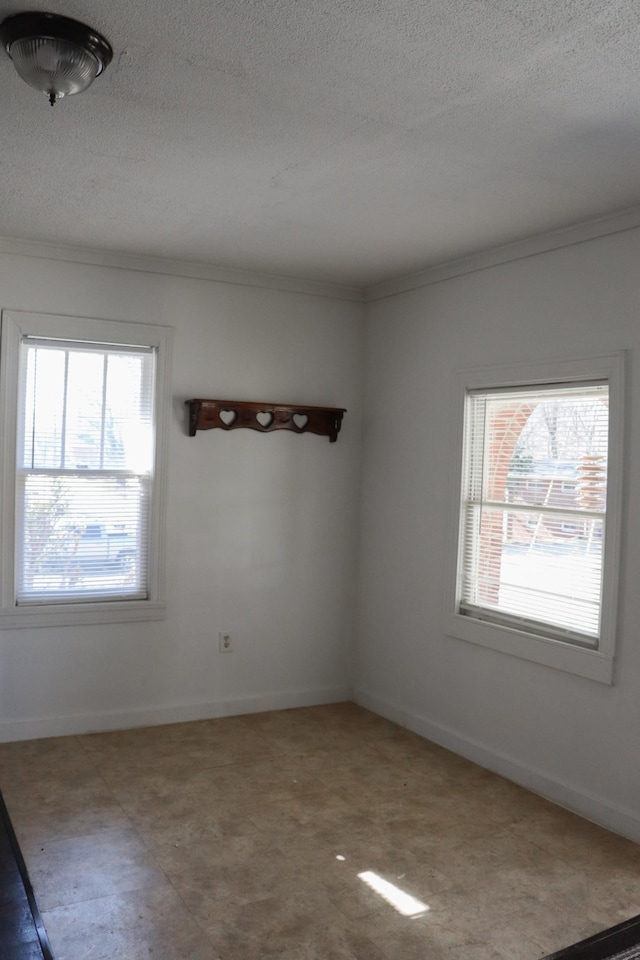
[21, 347, 66, 469]
[461, 504, 603, 638]
[65, 350, 106, 469]
[16, 339, 156, 605]
[22, 344, 154, 474]
[460, 381, 609, 645]
[17, 474, 149, 602]
[104, 353, 153, 471]
[479, 390, 608, 511]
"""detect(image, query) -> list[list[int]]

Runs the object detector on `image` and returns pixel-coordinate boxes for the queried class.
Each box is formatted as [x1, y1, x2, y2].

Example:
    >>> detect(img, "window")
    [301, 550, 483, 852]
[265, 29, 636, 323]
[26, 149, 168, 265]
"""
[561, 522, 578, 534]
[448, 355, 623, 684]
[0, 311, 171, 627]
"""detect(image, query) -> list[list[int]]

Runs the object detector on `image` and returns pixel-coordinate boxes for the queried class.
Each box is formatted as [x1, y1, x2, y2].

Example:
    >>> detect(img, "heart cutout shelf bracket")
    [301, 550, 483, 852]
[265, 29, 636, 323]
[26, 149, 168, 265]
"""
[186, 399, 346, 442]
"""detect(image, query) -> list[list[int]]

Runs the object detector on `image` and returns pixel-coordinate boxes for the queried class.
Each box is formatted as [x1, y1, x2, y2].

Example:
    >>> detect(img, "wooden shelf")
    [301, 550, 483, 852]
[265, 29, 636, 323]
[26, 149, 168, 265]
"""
[186, 399, 346, 442]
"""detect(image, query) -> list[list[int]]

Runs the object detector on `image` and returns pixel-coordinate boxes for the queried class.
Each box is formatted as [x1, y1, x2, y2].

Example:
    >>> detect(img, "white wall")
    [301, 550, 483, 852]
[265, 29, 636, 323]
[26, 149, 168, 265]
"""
[0, 251, 364, 740]
[356, 228, 640, 842]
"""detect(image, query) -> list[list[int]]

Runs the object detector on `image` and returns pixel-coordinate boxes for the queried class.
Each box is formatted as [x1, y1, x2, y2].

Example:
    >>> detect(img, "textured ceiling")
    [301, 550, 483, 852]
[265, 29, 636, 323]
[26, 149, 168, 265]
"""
[2, 0, 640, 288]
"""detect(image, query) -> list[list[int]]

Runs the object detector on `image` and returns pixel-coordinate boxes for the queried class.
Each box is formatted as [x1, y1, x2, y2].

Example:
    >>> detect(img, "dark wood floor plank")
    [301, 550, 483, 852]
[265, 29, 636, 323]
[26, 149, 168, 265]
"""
[544, 913, 640, 960]
[0, 788, 53, 960]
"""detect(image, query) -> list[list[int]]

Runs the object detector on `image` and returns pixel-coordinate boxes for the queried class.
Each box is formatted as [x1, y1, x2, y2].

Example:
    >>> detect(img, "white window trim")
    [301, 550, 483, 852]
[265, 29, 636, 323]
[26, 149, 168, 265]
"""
[0, 310, 172, 627]
[445, 353, 625, 685]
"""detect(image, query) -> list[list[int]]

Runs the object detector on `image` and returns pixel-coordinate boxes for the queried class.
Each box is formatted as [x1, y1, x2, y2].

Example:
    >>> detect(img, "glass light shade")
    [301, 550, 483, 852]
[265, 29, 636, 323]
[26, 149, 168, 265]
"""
[9, 35, 100, 101]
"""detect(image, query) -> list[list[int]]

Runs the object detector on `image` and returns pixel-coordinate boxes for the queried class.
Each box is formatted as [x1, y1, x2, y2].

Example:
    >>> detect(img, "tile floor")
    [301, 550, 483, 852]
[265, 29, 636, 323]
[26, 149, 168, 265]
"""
[0, 702, 638, 960]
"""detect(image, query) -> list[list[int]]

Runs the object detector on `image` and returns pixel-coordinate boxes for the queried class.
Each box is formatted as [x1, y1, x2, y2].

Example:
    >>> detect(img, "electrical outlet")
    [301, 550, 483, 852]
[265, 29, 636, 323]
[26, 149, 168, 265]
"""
[219, 631, 233, 653]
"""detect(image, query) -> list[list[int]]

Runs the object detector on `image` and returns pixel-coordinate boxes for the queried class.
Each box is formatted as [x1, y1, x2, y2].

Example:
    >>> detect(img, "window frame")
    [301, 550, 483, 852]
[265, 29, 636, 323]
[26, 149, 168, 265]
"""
[0, 310, 172, 627]
[445, 353, 625, 685]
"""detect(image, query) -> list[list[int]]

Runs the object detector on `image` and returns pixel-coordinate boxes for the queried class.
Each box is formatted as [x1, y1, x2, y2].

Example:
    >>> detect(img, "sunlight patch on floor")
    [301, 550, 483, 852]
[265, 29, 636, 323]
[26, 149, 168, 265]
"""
[358, 870, 429, 918]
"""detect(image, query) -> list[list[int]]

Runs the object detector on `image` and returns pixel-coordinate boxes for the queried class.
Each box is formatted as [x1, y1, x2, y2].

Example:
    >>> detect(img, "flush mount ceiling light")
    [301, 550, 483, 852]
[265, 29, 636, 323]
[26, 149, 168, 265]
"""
[0, 11, 112, 105]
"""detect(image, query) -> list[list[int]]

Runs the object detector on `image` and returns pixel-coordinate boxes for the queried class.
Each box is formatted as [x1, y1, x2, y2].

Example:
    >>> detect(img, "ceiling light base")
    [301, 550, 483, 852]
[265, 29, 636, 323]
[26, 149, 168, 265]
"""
[0, 12, 113, 103]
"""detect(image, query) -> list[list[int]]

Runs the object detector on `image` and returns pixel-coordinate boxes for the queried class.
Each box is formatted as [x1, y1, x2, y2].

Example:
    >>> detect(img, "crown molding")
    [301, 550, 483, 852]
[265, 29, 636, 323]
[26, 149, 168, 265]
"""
[0, 236, 364, 304]
[365, 204, 640, 303]
[4, 202, 640, 307]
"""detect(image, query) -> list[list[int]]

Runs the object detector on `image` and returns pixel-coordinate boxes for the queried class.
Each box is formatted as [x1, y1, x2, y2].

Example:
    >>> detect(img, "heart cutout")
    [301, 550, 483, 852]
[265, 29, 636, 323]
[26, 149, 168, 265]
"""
[219, 409, 237, 426]
[293, 413, 309, 430]
[256, 411, 274, 428]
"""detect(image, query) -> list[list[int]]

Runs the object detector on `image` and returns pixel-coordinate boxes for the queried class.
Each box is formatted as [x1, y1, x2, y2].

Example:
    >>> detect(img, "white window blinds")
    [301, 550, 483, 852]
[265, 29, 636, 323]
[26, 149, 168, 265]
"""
[16, 337, 156, 604]
[458, 382, 609, 647]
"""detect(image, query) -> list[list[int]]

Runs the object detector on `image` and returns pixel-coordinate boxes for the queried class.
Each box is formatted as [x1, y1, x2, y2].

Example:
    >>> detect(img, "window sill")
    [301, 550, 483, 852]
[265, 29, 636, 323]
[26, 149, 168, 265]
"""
[0, 600, 166, 629]
[446, 613, 614, 684]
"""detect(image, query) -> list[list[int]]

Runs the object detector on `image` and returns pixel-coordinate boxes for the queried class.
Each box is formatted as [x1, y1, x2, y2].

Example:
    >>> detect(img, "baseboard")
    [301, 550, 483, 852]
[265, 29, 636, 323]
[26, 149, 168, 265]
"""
[0, 685, 353, 742]
[354, 686, 640, 845]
